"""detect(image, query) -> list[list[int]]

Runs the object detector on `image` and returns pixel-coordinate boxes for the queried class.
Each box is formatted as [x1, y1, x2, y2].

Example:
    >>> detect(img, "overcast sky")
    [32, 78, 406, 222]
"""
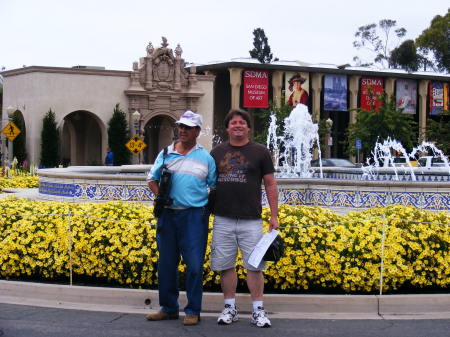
[1, 0, 448, 71]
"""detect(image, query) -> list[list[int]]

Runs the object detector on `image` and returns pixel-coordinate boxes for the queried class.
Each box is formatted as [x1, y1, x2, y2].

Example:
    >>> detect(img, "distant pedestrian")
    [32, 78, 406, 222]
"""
[104, 148, 114, 166]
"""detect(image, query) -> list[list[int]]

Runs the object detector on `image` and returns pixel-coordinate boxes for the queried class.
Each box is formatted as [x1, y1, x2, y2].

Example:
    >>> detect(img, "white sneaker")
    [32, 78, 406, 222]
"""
[251, 306, 271, 328]
[217, 304, 239, 325]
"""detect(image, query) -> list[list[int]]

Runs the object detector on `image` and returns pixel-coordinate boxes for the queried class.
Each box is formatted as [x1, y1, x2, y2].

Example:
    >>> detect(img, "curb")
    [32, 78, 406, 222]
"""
[1, 280, 449, 320]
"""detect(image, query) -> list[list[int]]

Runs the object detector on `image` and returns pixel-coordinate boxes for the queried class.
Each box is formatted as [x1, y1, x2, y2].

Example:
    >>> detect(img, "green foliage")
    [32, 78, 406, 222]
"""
[249, 28, 276, 64]
[426, 110, 450, 153]
[40, 109, 60, 168]
[415, 9, 450, 73]
[107, 103, 131, 166]
[346, 92, 417, 158]
[12, 111, 27, 165]
[390, 40, 420, 72]
[353, 19, 406, 68]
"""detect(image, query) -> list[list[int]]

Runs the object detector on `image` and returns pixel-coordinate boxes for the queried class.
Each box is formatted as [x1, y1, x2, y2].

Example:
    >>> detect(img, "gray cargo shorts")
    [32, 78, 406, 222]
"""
[210, 215, 265, 271]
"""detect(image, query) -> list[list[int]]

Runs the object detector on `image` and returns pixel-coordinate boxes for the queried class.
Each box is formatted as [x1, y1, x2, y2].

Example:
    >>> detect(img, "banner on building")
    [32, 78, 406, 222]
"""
[430, 81, 444, 115]
[396, 79, 417, 114]
[243, 70, 269, 108]
[285, 72, 310, 107]
[444, 83, 449, 112]
[323, 74, 347, 111]
[359, 76, 384, 111]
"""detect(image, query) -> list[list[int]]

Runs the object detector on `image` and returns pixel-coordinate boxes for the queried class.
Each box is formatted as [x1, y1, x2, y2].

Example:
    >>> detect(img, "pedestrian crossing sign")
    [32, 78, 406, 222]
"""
[2, 121, 21, 141]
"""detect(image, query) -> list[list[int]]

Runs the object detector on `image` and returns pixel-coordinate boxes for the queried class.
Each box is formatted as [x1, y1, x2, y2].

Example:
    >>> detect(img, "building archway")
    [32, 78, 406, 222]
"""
[61, 110, 104, 166]
[143, 115, 176, 163]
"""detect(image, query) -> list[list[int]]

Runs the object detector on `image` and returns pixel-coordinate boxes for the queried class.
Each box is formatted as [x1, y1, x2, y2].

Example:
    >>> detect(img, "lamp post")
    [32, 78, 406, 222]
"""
[132, 110, 141, 164]
[6, 106, 15, 167]
[325, 118, 333, 159]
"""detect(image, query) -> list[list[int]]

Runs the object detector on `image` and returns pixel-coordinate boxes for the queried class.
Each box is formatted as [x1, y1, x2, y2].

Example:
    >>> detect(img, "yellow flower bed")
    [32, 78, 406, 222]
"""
[0, 197, 448, 293]
[0, 168, 39, 189]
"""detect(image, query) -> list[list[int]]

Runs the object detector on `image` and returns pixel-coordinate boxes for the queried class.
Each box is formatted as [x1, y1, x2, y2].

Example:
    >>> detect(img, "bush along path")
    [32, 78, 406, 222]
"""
[0, 197, 448, 294]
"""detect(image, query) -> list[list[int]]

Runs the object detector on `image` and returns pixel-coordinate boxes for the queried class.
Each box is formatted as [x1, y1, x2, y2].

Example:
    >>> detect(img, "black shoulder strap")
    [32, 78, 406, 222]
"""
[162, 146, 169, 166]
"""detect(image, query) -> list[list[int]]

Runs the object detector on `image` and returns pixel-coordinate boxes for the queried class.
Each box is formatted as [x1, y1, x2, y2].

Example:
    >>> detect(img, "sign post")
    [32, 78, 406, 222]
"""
[355, 139, 362, 164]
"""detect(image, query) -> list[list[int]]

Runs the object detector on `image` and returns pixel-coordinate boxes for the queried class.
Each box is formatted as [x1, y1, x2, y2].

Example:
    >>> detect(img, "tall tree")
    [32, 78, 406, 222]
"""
[389, 39, 420, 72]
[12, 111, 27, 166]
[346, 92, 417, 159]
[40, 109, 60, 168]
[353, 19, 406, 68]
[249, 28, 276, 64]
[416, 9, 450, 73]
[107, 103, 131, 166]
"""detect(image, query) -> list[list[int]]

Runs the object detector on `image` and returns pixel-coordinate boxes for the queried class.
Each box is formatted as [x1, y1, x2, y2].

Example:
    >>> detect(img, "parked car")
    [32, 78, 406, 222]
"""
[311, 158, 359, 167]
[417, 156, 449, 169]
[390, 157, 418, 167]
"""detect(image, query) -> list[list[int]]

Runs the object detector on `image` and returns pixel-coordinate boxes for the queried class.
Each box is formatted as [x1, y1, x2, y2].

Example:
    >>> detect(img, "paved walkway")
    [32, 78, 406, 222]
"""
[2, 302, 450, 337]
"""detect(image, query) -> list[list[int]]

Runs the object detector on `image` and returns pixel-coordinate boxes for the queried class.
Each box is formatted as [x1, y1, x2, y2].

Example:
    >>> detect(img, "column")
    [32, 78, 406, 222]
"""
[348, 75, 361, 162]
[228, 68, 243, 109]
[385, 77, 396, 97]
[310, 73, 323, 123]
[418, 80, 429, 141]
[348, 75, 361, 124]
[271, 71, 283, 108]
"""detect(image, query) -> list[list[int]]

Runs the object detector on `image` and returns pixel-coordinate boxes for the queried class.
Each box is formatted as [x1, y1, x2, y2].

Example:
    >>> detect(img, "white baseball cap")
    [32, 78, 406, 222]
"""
[176, 110, 202, 128]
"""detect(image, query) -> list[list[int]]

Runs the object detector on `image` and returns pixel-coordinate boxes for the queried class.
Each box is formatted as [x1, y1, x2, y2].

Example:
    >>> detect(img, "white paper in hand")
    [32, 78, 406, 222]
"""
[248, 230, 279, 268]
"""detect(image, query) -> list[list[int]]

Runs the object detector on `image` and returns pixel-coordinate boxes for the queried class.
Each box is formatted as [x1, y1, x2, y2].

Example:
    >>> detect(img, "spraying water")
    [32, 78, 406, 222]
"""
[267, 104, 322, 178]
[362, 137, 416, 181]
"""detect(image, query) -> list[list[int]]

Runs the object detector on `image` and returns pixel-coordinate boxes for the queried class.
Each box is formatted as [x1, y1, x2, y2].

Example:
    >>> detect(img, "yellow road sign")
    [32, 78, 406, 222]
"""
[2, 121, 21, 141]
[126, 136, 147, 155]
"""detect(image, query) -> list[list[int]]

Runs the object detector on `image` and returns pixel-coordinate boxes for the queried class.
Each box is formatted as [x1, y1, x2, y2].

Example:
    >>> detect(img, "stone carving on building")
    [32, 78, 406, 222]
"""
[125, 36, 203, 123]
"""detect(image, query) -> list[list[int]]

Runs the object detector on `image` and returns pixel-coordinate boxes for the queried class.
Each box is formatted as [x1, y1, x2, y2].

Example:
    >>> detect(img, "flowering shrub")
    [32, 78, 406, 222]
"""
[0, 197, 448, 293]
[0, 167, 38, 189]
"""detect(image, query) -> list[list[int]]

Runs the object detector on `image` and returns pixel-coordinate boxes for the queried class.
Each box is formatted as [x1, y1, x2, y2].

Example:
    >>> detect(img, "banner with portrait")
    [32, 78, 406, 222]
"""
[323, 74, 347, 111]
[360, 76, 384, 111]
[285, 72, 310, 107]
[395, 79, 417, 114]
[429, 81, 444, 115]
[242, 69, 269, 108]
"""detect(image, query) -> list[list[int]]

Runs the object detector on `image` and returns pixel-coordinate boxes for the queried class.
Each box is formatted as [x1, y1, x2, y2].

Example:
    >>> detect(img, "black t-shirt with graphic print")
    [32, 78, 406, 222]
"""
[211, 141, 275, 219]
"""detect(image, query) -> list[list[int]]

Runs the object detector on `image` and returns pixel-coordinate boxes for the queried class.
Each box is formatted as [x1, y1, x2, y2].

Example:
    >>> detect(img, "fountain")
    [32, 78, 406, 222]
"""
[269, 104, 322, 178]
[37, 104, 450, 211]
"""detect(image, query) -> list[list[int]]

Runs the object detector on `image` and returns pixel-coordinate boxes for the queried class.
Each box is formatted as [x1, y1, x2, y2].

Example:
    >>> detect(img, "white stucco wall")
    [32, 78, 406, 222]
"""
[196, 75, 215, 151]
[2, 68, 130, 165]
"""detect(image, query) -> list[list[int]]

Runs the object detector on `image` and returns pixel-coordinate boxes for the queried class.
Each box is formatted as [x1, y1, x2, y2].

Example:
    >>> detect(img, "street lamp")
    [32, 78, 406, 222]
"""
[6, 106, 15, 167]
[325, 118, 333, 159]
[132, 110, 141, 163]
[132, 110, 141, 135]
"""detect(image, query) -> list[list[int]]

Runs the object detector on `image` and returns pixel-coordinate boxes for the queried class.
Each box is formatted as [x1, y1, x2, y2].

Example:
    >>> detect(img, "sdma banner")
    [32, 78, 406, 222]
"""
[360, 77, 384, 111]
[430, 81, 444, 115]
[323, 74, 347, 111]
[396, 79, 417, 114]
[243, 70, 269, 108]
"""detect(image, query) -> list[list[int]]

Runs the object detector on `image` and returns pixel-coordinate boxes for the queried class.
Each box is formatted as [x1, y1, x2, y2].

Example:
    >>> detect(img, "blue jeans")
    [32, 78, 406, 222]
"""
[156, 207, 208, 315]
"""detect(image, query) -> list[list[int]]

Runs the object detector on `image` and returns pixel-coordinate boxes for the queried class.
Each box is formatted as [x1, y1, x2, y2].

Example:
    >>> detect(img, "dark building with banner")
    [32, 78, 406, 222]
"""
[193, 59, 450, 159]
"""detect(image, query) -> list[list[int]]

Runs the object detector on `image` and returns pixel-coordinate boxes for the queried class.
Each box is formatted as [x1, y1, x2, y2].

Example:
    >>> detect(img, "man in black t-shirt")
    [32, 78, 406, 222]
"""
[210, 109, 279, 328]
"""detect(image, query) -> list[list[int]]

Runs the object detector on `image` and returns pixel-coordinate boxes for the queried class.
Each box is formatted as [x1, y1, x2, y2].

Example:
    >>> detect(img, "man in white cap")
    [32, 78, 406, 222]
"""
[146, 110, 216, 326]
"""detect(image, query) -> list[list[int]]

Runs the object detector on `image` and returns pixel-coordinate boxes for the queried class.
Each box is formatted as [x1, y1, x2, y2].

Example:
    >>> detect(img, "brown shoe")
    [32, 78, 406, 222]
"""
[146, 311, 179, 321]
[183, 314, 200, 326]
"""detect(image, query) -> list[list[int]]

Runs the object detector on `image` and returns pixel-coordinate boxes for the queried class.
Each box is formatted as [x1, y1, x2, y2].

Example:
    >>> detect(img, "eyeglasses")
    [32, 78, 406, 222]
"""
[178, 124, 195, 130]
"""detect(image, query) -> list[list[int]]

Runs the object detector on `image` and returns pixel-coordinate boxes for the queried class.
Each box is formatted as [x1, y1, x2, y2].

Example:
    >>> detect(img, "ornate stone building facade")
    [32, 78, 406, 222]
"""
[1, 38, 214, 166]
